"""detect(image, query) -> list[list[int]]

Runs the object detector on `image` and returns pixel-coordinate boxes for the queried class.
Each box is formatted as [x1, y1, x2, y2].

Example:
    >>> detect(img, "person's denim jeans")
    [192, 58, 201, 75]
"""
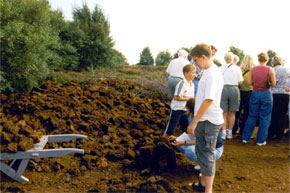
[177, 144, 223, 162]
[242, 90, 273, 143]
[193, 79, 199, 96]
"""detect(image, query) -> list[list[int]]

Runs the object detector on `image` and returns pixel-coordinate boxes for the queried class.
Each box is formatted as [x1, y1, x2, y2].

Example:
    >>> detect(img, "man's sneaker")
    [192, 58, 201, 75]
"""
[226, 130, 232, 139]
[221, 130, 227, 140]
[242, 140, 248, 144]
[256, 141, 266, 146]
[194, 165, 200, 170]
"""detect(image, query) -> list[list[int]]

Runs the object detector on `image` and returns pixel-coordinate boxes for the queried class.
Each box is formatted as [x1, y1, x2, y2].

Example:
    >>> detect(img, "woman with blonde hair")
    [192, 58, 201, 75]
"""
[242, 53, 276, 146]
[220, 52, 243, 140]
[268, 55, 290, 140]
[233, 55, 256, 135]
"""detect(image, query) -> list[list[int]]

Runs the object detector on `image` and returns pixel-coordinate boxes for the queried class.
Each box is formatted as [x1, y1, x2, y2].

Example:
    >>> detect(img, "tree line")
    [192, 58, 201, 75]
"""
[138, 45, 277, 67]
[0, 0, 278, 93]
[0, 0, 128, 93]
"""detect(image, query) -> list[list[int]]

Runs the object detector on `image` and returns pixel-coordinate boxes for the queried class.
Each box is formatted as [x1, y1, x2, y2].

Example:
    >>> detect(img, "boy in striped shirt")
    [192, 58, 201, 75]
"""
[163, 64, 196, 137]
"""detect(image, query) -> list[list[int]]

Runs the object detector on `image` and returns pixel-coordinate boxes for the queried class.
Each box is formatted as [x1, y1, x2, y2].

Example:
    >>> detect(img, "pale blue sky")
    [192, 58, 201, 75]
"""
[48, 0, 290, 66]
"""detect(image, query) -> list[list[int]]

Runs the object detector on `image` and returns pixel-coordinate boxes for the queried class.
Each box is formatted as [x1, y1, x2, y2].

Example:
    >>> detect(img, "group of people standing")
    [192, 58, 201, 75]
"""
[221, 52, 290, 145]
[163, 43, 290, 193]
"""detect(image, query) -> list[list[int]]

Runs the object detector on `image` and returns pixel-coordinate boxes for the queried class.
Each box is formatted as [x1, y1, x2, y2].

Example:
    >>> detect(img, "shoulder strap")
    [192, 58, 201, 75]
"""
[222, 64, 232, 74]
[242, 70, 250, 76]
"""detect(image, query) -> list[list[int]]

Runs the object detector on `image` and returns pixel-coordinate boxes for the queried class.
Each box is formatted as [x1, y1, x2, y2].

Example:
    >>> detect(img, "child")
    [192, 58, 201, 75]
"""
[170, 98, 223, 166]
[187, 43, 224, 193]
[163, 64, 196, 137]
[186, 98, 195, 123]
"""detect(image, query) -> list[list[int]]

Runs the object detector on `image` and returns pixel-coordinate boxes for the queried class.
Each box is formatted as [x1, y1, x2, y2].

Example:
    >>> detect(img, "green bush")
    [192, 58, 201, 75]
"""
[0, 0, 57, 92]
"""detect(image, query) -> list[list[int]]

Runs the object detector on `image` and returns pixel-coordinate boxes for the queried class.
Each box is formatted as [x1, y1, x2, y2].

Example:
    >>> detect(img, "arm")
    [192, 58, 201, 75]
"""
[172, 139, 196, 146]
[173, 95, 193, 101]
[269, 67, 276, 87]
[187, 99, 213, 135]
[247, 70, 253, 85]
[285, 86, 290, 92]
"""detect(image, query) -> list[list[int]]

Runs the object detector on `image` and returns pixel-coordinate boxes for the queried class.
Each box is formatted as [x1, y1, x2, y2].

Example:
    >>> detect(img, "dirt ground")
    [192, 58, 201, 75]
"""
[0, 79, 289, 193]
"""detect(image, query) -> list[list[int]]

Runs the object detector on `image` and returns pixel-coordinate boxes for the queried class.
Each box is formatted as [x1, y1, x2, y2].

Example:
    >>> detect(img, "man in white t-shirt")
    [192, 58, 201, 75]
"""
[166, 49, 190, 99]
[187, 43, 224, 193]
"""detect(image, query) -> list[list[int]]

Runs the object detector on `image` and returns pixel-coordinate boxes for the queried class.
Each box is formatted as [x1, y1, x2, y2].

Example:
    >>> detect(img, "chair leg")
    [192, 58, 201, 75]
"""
[0, 161, 29, 183]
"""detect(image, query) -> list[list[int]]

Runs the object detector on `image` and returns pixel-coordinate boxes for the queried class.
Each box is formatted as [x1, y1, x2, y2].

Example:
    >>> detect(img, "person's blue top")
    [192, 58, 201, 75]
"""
[216, 133, 224, 148]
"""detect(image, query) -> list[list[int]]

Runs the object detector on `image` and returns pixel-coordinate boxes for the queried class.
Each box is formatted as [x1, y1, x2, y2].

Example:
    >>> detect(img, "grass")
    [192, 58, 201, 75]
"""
[47, 65, 168, 94]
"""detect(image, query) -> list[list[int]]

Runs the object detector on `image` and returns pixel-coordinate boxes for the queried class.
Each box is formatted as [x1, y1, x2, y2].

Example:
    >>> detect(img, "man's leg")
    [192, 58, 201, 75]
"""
[204, 175, 215, 193]
[163, 110, 181, 137]
[195, 121, 220, 193]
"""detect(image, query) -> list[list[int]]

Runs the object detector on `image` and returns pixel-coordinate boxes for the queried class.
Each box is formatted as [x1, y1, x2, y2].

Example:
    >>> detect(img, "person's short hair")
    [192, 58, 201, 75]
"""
[178, 49, 188, 57]
[190, 43, 212, 58]
[183, 64, 195, 74]
[240, 54, 256, 71]
[186, 98, 195, 114]
[224, 52, 234, 63]
[272, 55, 283, 66]
[257, 52, 269, 62]
[210, 45, 217, 52]
[233, 55, 240, 64]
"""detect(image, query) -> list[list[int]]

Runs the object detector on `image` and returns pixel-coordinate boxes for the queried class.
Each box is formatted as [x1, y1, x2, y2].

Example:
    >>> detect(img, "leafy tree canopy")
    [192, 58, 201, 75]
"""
[155, 50, 172, 66]
[266, 49, 277, 66]
[213, 59, 222, 67]
[229, 45, 244, 66]
[173, 47, 192, 61]
[0, 0, 56, 92]
[138, 47, 154, 65]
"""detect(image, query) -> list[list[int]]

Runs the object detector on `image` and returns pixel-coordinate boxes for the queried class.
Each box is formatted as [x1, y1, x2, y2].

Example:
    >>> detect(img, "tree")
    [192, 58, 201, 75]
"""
[213, 59, 222, 67]
[0, 0, 57, 92]
[266, 50, 277, 66]
[47, 10, 79, 71]
[173, 47, 192, 61]
[155, 50, 172, 66]
[72, 4, 118, 70]
[111, 49, 129, 66]
[229, 46, 244, 66]
[138, 47, 154, 65]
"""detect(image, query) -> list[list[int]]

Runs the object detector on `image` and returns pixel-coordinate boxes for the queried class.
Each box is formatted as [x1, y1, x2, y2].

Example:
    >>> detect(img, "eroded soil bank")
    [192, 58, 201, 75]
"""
[1, 80, 289, 192]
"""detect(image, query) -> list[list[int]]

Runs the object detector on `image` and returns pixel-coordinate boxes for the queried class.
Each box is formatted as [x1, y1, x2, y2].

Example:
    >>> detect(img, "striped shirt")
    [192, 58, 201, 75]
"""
[170, 79, 195, 111]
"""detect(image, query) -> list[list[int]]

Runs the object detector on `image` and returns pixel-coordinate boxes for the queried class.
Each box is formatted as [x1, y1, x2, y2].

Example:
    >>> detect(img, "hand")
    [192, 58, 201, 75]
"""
[171, 141, 185, 146]
[187, 121, 197, 136]
[168, 135, 177, 141]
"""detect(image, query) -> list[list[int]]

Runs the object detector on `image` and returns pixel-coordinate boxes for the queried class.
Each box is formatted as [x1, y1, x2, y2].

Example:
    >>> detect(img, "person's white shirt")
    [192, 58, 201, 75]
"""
[166, 57, 189, 79]
[171, 79, 195, 111]
[194, 64, 224, 125]
[220, 63, 243, 86]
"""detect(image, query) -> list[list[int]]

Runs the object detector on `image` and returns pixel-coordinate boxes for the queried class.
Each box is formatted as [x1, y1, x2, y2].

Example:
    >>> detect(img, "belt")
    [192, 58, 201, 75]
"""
[224, 85, 238, 87]
[171, 76, 183, 79]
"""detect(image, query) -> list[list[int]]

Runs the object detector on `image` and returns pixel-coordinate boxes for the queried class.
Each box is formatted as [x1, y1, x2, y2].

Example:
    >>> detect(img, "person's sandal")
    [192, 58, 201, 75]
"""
[191, 182, 205, 192]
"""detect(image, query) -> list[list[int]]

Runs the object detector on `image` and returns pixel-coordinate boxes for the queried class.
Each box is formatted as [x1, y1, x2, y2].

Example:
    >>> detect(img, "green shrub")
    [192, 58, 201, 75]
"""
[0, 0, 57, 93]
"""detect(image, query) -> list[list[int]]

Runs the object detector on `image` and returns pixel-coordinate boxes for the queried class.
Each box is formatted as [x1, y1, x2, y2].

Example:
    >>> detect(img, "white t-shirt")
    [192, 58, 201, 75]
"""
[170, 80, 195, 111]
[220, 63, 243, 86]
[195, 64, 224, 125]
[166, 57, 190, 79]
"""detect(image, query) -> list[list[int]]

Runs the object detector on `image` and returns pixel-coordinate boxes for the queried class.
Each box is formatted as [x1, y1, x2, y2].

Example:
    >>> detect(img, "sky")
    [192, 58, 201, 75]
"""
[48, 0, 290, 66]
